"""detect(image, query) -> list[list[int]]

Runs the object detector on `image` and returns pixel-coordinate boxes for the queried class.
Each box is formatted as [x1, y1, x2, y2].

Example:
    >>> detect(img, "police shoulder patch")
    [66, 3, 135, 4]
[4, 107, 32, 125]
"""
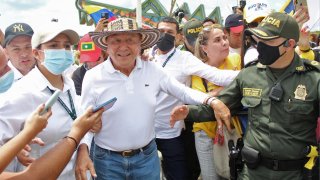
[302, 59, 320, 72]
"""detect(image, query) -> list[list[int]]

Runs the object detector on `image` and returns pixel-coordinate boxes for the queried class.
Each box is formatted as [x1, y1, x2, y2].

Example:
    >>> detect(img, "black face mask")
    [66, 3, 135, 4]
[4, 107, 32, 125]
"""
[257, 40, 287, 65]
[156, 33, 175, 52]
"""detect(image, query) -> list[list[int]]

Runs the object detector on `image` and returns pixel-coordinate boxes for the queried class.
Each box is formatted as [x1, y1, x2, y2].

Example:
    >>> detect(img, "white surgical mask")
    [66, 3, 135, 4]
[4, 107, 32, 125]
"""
[42, 49, 74, 75]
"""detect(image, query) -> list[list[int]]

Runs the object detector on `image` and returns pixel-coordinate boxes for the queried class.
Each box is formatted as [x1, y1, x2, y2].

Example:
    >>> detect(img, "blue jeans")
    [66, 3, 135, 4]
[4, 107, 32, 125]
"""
[94, 140, 160, 180]
[156, 134, 188, 180]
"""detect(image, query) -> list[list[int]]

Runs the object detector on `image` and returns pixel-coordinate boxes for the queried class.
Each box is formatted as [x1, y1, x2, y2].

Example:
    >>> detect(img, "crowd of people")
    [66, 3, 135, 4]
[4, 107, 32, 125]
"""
[0, 0, 319, 180]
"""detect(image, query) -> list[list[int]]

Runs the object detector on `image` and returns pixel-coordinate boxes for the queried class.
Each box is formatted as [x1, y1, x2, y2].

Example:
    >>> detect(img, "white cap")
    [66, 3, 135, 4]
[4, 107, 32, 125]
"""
[32, 27, 79, 49]
[243, 0, 272, 23]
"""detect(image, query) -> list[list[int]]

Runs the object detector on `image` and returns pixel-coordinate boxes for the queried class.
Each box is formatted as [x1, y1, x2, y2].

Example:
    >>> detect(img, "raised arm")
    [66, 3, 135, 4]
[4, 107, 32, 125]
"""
[0, 107, 104, 180]
[0, 104, 51, 173]
[170, 71, 244, 131]
[183, 53, 239, 86]
[170, 99, 232, 132]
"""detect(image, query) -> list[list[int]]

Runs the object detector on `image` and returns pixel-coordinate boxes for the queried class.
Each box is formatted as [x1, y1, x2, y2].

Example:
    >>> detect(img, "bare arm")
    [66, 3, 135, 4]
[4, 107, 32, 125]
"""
[293, 7, 311, 51]
[0, 104, 51, 173]
[0, 107, 103, 180]
[184, 53, 239, 86]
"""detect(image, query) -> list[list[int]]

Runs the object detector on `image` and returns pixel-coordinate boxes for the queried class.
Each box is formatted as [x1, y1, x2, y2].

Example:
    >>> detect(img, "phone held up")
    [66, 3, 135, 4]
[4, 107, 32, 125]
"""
[101, 12, 109, 26]
[40, 90, 61, 115]
[92, 97, 117, 113]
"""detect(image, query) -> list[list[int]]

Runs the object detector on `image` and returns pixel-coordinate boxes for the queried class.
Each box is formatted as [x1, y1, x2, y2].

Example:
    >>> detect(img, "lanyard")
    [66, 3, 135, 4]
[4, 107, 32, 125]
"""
[162, 49, 176, 68]
[47, 87, 77, 120]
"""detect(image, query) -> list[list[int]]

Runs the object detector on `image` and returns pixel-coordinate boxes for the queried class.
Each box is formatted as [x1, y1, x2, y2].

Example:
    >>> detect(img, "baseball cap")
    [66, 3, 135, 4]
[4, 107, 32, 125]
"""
[225, 14, 244, 33]
[183, 19, 203, 47]
[245, 12, 299, 41]
[32, 27, 79, 49]
[78, 34, 101, 63]
[244, 0, 271, 23]
[3, 23, 34, 47]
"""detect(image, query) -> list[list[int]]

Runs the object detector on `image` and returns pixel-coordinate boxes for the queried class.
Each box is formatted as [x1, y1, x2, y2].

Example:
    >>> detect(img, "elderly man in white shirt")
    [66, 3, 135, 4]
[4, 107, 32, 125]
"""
[75, 17, 220, 180]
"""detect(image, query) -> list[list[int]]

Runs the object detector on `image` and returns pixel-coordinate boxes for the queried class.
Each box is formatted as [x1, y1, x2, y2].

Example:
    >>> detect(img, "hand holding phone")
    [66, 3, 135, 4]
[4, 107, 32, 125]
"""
[92, 97, 117, 112]
[40, 90, 61, 115]
[293, 0, 309, 29]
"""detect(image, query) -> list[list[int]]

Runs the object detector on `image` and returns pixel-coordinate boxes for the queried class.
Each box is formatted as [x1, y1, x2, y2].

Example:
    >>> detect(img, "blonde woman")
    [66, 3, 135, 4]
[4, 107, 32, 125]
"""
[192, 24, 242, 180]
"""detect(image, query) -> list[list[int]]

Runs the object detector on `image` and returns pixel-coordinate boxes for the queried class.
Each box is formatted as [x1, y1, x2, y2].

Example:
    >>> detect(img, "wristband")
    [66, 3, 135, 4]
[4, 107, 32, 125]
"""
[203, 96, 211, 105]
[206, 97, 217, 105]
[64, 136, 78, 150]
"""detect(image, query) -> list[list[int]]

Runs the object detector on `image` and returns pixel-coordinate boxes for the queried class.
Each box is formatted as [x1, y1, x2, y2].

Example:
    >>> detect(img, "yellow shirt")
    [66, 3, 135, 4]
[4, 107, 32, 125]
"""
[192, 53, 241, 138]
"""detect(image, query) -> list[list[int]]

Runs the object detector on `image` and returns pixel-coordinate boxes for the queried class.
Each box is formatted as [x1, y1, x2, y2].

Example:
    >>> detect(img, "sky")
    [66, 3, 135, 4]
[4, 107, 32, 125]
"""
[0, 0, 319, 36]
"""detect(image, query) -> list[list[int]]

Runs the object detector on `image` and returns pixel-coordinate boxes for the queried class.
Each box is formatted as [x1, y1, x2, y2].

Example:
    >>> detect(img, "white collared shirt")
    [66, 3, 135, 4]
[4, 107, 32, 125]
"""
[0, 66, 78, 179]
[152, 48, 239, 139]
[8, 60, 23, 82]
[80, 57, 208, 151]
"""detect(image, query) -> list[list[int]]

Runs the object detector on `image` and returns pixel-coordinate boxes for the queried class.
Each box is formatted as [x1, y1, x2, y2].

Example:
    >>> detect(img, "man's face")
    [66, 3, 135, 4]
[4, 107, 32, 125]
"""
[226, 29, 243, 49]
[254, 36, 286, 47]
[157, 22, 178, 37]
[5, 35, 35, 75]
[106, 33, 141, 67]
[175, 31, 184, 47]
[255, 36, 288, 54]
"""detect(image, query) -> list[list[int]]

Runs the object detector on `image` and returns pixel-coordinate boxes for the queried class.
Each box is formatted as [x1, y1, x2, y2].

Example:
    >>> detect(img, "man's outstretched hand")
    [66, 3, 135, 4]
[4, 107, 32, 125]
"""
[170, 105, 189, 128]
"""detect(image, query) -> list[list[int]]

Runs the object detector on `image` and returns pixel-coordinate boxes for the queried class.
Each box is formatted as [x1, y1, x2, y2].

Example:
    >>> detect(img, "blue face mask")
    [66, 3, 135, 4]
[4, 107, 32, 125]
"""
[0, 70, 14, 93]
[43, 49, 74, 75]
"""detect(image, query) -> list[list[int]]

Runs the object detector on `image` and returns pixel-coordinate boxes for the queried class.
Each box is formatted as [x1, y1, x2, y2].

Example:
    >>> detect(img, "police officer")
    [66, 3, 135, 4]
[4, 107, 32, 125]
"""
[170, 12, 319, 180]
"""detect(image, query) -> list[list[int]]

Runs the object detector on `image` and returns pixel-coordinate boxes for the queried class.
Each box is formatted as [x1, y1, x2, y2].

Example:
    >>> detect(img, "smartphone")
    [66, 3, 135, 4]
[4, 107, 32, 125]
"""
[92, 97, 117, 112]
[101, 12, 109, 19]
[40, 90, 61, 115]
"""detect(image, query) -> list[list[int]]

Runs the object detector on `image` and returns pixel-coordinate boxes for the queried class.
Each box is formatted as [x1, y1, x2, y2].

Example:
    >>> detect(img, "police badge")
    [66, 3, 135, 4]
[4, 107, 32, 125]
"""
[294, 85, 307, 100]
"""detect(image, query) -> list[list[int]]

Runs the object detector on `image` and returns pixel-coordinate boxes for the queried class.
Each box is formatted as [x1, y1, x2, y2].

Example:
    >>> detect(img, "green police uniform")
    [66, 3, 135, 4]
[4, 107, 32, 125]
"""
[187, 54, 320, 180]
[184, 12, 320, 180]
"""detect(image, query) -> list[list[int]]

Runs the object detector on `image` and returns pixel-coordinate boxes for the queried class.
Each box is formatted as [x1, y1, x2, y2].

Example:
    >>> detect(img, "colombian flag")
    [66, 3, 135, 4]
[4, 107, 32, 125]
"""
[83, 5, 117, 24]
[279, 0, 295, 15]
